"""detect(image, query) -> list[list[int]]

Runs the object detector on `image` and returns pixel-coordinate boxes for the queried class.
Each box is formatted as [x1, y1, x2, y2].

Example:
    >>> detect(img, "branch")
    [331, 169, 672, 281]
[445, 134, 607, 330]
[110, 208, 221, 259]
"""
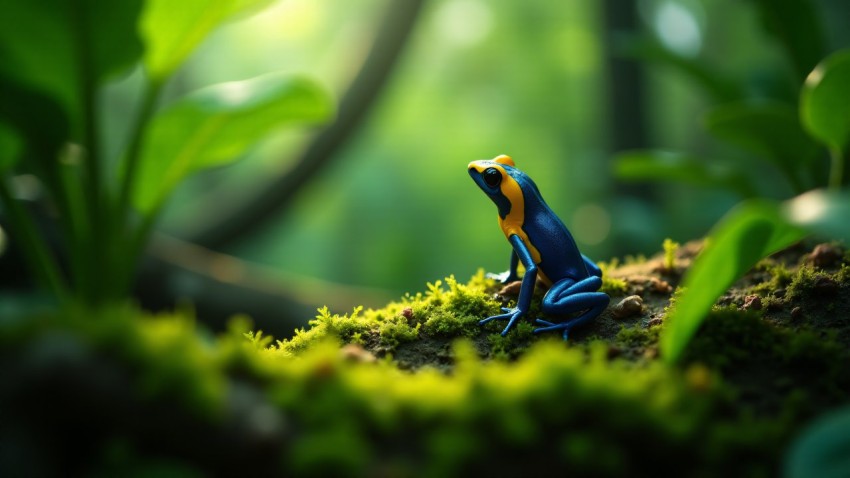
[190, 0, 426, 249]
[134, 234, 393, 338]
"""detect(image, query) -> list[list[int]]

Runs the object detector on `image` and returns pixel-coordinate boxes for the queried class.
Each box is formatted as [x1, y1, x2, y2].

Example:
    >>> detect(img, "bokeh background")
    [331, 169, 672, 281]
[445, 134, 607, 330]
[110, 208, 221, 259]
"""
[7, 0, 849, 334]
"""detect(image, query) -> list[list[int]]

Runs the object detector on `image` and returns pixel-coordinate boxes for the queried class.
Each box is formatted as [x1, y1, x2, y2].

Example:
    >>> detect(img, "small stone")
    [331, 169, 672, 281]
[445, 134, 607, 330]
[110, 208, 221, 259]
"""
[814, 276, 839, 296]
[647, 317, 663, 327]
[791, 306, 803, 320]
[498, 280, 522, 297]
[340, 344, 376, 364]
[651, 277, 673, 294]
[401, 307, 414, 320]
[742, 295, 762, 311]
[774, 288, 786, 299]
[808, 243, 842, 267]
[612, 295, 644, 319]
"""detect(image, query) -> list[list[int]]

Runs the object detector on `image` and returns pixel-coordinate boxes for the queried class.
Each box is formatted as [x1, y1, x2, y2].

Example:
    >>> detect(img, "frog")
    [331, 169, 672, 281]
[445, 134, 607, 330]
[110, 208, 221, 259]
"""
[468, 154, 610, 340]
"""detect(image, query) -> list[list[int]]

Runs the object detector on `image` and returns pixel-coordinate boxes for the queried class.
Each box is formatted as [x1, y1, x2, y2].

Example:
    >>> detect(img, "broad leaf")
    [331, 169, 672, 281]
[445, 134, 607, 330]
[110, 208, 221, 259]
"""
[616, 35, 741, 102]
[141, 0, 276, 81]
[661, 200, 807, 364]
[747, 0, 826, 81]
[801, 49, 850, 152]
[614, 150, 756, 198]
[785, 405, 850, 478]
[0, 0, 144, 122]
[134, 74, 332, 213]
[783, 189, 850, 241]
[704, 102, 819, 190]
[0, 76, 69, 169]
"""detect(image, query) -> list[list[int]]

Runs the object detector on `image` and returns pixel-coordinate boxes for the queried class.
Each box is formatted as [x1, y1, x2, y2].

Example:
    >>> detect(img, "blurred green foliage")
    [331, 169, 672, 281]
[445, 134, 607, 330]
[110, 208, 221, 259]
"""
[0, 0, 330, 305]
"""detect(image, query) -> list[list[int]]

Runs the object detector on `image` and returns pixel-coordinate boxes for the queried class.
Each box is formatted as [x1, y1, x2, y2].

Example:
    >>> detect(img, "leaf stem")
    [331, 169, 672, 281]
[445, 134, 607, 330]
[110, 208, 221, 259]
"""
[0, 175, 68, 300]
[829, 146, 845, 191]
[118, 81, 162, 224]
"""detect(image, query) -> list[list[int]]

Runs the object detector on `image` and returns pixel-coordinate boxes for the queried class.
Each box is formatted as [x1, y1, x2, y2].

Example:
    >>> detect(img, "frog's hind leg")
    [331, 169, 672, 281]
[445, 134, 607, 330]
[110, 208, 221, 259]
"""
[533, 276, 609, 340]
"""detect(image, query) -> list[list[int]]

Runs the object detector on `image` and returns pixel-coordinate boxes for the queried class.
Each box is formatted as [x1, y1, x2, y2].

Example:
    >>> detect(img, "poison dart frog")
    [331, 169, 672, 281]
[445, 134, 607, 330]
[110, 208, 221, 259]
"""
[468, 154, 610, 340]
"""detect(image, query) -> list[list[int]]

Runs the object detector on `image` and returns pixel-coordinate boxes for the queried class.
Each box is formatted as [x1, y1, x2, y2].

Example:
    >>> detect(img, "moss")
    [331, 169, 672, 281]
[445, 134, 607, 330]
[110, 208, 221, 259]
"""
[663, 238, 679, 271]
[681, 307, 849, 418]
[749, 260, 794, 296]
[598, 259, 628, 295]
[3, 242, 850, 476]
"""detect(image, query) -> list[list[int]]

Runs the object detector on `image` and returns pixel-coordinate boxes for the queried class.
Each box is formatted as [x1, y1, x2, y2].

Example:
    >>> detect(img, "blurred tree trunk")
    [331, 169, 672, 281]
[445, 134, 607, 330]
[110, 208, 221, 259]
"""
[602, 0, 647, 152]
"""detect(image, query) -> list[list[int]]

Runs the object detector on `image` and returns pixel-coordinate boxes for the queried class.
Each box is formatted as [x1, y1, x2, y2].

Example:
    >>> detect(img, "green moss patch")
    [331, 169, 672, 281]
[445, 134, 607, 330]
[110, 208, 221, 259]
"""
[2, 242, 849, 476]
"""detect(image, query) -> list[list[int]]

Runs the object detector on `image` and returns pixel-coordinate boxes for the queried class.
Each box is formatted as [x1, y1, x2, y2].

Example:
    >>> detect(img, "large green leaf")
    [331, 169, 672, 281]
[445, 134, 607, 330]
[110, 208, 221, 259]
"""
[0, 76, 70, 170]
[0, 0, 144, 122]
[141, 0, 276, 81]
[801, 49, 850, 152]
[704, 102, 819, 190]
[782, 189, 850, 241]
[134, 73, 332, 214]
[747, 0, 826, 81]
[614, 150, 756, 197]
[785, 405, 850, 478]
[661, 200, 807, 364]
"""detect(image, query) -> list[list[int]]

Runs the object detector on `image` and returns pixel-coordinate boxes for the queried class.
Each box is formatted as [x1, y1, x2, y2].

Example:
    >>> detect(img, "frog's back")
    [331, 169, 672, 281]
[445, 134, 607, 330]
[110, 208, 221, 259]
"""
[514, 174, 589, 282]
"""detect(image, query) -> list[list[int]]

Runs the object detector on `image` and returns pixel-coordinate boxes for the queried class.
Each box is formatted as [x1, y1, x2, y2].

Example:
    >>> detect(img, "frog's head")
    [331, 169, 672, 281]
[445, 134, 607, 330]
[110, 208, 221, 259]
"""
[468, 154, 517, 219]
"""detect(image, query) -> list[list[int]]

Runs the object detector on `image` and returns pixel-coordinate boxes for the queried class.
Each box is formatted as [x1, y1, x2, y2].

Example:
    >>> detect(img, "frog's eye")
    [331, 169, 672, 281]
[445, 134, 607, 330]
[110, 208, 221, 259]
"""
[483, 168, 502, 188]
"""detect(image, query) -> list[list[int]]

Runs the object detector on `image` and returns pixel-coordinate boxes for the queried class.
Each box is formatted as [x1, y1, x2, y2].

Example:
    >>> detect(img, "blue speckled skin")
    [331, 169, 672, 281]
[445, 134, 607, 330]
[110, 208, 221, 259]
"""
[468, 155, 610, 340]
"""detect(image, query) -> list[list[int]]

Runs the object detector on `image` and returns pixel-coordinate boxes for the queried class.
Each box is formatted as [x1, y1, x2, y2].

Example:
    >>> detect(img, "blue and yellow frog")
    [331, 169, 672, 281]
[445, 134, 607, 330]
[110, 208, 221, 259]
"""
[468, 154, 610, 340]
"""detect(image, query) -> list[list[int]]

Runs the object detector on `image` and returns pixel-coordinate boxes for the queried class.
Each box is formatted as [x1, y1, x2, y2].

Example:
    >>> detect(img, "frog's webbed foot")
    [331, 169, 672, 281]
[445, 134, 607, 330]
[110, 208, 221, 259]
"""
[479, 307, 525, 336]
[486, 270, 519, 284]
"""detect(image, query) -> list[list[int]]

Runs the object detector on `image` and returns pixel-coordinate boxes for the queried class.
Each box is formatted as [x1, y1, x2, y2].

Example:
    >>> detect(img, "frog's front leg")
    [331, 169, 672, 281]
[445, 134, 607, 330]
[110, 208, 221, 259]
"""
[480, 235, 535, 336]
[486, 250, 519, 284]
[533, 276, 609, 340]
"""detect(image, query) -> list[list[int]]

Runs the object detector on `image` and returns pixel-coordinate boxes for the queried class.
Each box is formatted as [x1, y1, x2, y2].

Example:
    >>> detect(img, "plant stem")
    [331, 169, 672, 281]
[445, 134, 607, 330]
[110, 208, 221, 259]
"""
[118, 81, 161, 223]
[829, 147, 845, 191]
[0, 175, 68, 300]
[109, 81, 162, 298]
[71, 2, 106, 305]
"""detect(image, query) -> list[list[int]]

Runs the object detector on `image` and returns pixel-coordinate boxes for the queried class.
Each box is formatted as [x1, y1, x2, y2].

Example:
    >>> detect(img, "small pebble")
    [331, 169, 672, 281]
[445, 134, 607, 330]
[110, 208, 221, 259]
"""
[651, 277, 673, 294]
[742, 295, 762, 311]
[647, 317, 663, 327]
[774, 288, 786, 299]
[340, 344, 377, 364]
[612, 295, 644, 319]
[498, 281, 522, 297]
[401, 307, 414, 320]
[808, 243, 842, 267]
[791, 306, 803, 320]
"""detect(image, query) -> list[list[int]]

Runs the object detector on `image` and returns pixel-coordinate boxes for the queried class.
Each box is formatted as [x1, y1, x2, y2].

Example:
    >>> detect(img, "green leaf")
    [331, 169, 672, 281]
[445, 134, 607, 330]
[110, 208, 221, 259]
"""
[704, 102, 819, 191]
[0, 0, 144, 122]
[782, 189, 850, 241]
[134, 74, 333, 214]
[785, 405, 850, 478]
[141, 0, 276, 81]
[616, 35, 741, 102]
[747, 0, 826, 81]
[661, 200, 807, 364]
[0, 123, 23, 172]
[0, 76, 70, 168]
[613, 150, 756, 197]
[801, 49, 850, 152]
